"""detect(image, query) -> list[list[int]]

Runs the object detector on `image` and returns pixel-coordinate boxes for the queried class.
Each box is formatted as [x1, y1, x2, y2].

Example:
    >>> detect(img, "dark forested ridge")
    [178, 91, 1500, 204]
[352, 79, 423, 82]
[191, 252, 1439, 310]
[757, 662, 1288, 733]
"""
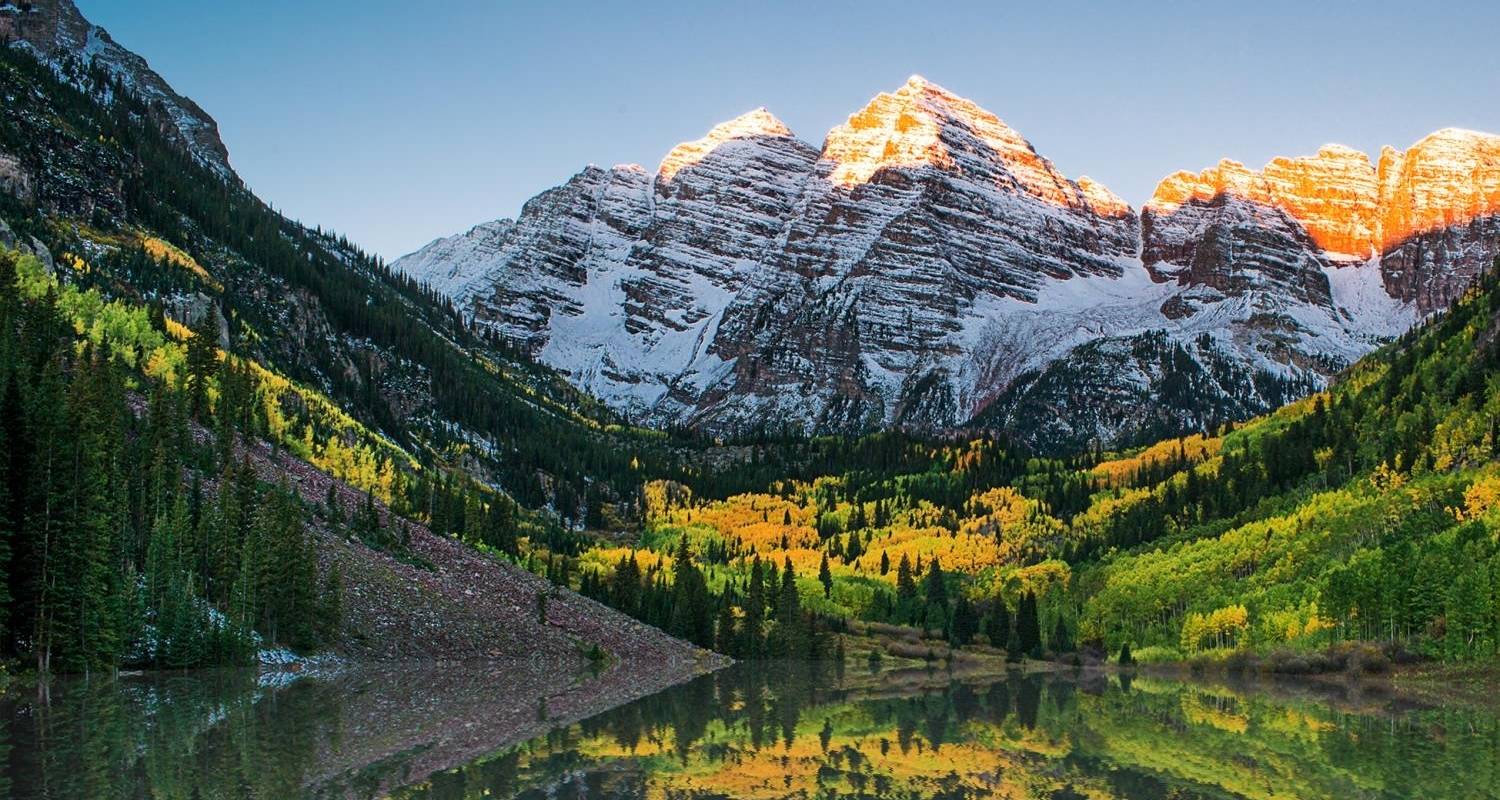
[0, 41, 709, 527]
[0, 247, 334, 672]
[0, 40, 727, 672]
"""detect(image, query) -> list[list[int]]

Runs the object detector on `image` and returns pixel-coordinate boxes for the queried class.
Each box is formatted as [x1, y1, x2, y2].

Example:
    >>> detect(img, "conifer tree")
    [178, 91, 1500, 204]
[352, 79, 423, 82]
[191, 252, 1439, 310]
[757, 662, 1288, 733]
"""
[923, 558, 947, 610]
[610, 553, 642, 617]
[184, 307, 218, 419]
[49, 344, 127, 674]
[946, 593, 976, 647]
[1052, 616, 1074, 654]
[20, 352, 68, 670]
[0, 362, 20, 647]
[768, 557, 803, 657]
[984, 596, 1011, 650]
[317, 563, 343, 645]
[714, 595, 737, 656]
[1015, 591, 1042, 657]
[481, 495, 517, 556]
[668, 537, 713, 647]
[741, 556, 765, 658]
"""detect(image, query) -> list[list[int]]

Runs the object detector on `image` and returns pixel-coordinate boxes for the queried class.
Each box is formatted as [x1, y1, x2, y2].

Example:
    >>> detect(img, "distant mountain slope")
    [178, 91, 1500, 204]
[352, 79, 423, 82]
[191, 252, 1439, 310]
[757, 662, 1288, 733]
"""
[0, 2, 698, 521]
[1072, 259, 1500, 660]
[398, 79, 1500, 450]
[0, 0, 717, 666]
[0, 0, 232, 177]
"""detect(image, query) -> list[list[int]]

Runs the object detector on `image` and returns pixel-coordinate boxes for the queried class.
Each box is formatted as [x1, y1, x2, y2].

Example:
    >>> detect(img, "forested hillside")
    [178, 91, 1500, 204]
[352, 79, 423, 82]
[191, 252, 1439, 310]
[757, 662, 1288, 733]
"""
[0, 39, 721, 673]
[538, 262, 1500, 667]
[0, 42, 701, 529]
[0, 245, 336, 672]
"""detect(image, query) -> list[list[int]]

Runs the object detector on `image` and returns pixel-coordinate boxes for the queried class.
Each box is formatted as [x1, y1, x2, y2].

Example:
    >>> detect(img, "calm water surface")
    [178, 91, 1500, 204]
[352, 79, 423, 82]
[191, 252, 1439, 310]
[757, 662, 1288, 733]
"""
[3, 662, 1498, 799]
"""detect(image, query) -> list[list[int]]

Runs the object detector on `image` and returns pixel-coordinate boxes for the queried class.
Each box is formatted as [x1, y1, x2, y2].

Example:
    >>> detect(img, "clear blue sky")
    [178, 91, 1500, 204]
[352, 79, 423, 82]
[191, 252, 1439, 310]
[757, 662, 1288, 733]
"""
[79, 0, 1500, 260]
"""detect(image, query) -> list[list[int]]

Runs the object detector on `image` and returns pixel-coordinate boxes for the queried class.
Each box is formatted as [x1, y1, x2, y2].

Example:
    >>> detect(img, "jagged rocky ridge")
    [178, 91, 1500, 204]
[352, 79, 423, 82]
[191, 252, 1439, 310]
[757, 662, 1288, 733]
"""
[0, 0, 233, 177]
[397, 83, 1499, 450]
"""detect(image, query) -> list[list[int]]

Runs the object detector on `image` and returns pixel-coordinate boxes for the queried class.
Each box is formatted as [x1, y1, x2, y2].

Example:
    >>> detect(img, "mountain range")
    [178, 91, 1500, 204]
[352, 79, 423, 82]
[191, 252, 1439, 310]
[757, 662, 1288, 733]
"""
[395, 76, 1500, 449]
[6, 0, 1500, 694]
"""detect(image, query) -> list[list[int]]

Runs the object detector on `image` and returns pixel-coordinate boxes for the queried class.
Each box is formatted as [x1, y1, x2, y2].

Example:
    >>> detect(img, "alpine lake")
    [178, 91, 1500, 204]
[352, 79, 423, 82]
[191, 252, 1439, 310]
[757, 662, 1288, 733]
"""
[3, 658, 1497, 799]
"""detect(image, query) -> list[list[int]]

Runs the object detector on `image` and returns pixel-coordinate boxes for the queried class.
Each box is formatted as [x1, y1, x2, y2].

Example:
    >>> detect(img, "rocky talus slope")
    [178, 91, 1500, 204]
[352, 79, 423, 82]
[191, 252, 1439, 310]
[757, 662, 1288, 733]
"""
[237, 436, 715, 667]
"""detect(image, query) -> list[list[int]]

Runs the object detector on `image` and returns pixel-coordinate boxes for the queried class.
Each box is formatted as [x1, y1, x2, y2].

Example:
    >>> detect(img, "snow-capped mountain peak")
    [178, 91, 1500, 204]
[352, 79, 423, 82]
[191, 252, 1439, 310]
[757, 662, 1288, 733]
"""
[394, 79, 1500, 449]
[658, 107, 796, 181]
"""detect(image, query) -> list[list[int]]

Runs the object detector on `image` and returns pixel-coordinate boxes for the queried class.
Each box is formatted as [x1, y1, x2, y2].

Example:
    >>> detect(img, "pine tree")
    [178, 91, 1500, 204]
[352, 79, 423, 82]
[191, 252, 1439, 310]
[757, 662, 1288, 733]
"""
[818, 553, 832, 598]
[184, 307, 219, 419]
[20, 351, 68, 670]
[48, 344, 127, 674]
[984, 596, 1011, 650]
[318, 563, 343, 646]
[1015, 591, 1042, 657]
[923, 557, 948, 610]
[950, 594, 978, 647]
[741, 556, 765, 658]
[668, 537, 713, 647]
[324, 483, 343, 527]
[481, 495, 517, 556]
[252, 483, 318, 650]
[714, 595, 737, 656]
[146, 493, 195, 666]
[0, 363, 20, 648]
[1052, 616, 1074, 654]
[768, 557, 803, 657]
[611, 553, 642, 617]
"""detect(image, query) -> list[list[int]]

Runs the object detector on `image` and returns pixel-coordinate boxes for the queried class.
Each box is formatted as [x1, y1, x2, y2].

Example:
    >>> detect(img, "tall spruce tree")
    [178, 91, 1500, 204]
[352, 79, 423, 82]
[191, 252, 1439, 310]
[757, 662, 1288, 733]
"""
[1015, 591, 1042, 657]
[184, 307, 218, 419]
[668, 537, 713, 648]
[714, 594, 737, 656]
[769, 557, 804, 657]
[984, 596, 1011, 650]
[1052, 616, 1074, 654]
[950, 594, 978, 647]
[741, 556, 766, 658]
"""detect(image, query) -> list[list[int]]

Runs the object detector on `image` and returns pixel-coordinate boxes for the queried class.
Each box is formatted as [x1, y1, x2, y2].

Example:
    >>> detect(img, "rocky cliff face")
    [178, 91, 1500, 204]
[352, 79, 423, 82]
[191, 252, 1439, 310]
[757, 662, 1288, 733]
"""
[1142, 145, 1381, 311]
[1144, 129, 1500, 316]
[0, 0, 233, 178]
[1377, 129, 1500, 312]
[396, 79, 1500, 449]
[683, 77, 1143, 433]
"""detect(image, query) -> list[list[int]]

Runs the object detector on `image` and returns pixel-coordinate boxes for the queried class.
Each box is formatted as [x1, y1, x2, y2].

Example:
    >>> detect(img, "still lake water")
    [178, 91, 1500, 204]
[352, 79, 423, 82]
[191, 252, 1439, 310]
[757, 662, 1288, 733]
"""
[2, 661, 1498, 799]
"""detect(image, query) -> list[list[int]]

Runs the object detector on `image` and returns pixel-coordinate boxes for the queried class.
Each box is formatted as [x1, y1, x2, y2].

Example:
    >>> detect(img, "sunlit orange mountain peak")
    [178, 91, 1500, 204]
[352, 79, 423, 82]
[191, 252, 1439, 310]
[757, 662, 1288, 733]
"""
[1077, 175, 1133, 220]
[657, 107, 796, 180]
[1144, 128, 1500, 311]
[1146, 146, 1380, 260]
[819, 74, 1094, 207]
[1377, 127, 1500, 251]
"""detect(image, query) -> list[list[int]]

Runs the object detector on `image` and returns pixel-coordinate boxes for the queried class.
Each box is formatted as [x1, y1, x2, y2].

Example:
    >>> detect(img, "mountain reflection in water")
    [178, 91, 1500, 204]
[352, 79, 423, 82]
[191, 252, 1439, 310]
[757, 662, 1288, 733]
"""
[4, 661, 1499, 799]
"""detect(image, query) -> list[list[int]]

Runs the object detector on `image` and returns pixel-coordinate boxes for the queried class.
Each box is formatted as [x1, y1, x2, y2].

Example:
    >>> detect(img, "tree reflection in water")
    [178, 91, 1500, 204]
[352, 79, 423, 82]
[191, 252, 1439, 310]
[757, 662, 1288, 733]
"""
[4, 663, 1500, 799]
